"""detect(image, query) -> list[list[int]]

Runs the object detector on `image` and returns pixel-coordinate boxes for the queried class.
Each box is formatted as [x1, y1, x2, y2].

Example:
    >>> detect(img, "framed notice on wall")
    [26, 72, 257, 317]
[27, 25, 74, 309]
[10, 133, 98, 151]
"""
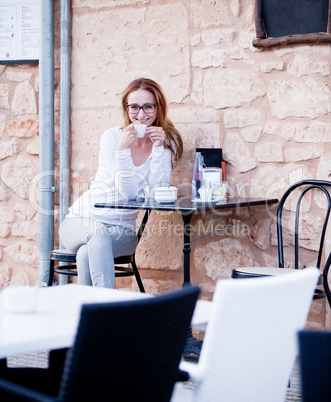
[0, 0, 39, 64]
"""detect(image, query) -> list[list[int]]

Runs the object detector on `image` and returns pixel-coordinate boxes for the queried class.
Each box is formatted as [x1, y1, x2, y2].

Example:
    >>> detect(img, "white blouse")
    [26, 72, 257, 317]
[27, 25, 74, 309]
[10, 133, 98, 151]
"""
[67, 127, 172, 231]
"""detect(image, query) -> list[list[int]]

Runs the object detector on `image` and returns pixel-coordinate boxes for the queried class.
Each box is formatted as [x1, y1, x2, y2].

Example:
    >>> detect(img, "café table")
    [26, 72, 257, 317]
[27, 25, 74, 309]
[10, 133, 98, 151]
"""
[95, 196, 278, 287]
[0, 284, 211, 359]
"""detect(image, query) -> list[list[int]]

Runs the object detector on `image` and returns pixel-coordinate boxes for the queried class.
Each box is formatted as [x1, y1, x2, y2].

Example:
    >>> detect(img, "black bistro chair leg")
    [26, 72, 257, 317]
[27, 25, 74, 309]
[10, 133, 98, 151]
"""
[48, 250, 145, 292]
[131, 255, 145, 293]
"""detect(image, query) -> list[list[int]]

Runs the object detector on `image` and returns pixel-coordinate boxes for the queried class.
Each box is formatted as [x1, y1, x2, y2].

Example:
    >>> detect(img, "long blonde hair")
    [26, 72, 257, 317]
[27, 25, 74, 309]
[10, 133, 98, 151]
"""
[121, 78, 183, 166]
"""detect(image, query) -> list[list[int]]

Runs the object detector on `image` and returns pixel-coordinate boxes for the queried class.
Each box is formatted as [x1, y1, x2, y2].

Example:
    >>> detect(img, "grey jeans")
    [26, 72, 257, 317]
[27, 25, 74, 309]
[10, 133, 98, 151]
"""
[59, 217, 138, 288]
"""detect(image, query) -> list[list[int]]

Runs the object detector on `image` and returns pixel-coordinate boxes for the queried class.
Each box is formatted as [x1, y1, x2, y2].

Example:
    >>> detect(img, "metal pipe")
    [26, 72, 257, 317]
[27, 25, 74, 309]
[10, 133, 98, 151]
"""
[39, 0, 54, 286]
[59, 0, 71, 285]
[60, 0, 70, 224]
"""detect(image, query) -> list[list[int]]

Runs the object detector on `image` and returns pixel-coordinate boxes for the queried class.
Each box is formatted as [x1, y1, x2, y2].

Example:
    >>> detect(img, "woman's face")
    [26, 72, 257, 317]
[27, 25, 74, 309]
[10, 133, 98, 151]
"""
[126, 89, 157, 127]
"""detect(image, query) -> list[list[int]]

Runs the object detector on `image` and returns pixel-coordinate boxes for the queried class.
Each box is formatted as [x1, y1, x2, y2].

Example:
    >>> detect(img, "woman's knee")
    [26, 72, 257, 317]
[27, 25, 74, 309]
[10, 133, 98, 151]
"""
[86, 225, 137, 257]
[76, 244, 88, 265]
[76, 245, 92, 286]
[59, 217, 89, 253]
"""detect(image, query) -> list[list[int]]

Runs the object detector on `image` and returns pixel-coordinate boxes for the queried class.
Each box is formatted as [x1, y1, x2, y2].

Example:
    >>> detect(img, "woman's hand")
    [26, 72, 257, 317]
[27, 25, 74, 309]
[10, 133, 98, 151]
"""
[146, 126, 165, 147]
[116, 124, 137, 151]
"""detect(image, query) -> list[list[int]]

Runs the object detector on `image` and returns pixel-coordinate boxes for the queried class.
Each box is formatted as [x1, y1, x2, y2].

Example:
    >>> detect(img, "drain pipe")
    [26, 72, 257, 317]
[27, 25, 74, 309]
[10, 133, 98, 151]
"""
[58, 0, 71, 285]
[39, 0, 54, 287]
[60, 0, 70, 226]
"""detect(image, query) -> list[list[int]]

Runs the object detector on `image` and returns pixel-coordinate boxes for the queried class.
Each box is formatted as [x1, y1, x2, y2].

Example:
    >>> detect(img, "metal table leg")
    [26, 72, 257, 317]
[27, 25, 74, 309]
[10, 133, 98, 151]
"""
[181, 211, 202, 360]
[181, 212, 193, 287]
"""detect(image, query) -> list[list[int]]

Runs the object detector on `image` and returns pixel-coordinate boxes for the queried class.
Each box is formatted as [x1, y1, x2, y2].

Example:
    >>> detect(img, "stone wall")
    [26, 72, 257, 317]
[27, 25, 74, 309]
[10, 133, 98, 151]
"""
[0, 0, 330, 327]
[0, 63, 39, 287]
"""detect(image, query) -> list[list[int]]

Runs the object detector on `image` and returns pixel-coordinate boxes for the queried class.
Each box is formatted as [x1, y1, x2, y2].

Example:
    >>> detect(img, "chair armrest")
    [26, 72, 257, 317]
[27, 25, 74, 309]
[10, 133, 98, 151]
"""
[176, 368, 190, 382]
[191, 300, 213, 330]
[0, 378, 56, 401]
[179, 360, 204, 382]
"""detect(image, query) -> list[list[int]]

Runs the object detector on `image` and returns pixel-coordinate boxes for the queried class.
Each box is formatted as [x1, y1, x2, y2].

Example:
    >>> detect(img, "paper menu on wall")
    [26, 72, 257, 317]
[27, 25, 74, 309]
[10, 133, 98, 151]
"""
[0, 0, 39, 63]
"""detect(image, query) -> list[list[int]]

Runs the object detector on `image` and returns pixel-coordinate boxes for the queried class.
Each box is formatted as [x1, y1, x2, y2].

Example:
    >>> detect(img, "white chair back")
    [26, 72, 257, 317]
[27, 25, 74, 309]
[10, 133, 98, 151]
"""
[192, 268, 319, 402]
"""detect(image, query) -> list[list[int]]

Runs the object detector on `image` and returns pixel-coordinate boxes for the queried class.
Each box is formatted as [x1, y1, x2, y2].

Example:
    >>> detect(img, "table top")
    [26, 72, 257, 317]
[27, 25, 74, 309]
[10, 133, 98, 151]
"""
[0, 285, 211, 358]
[95, 196, 278, 213]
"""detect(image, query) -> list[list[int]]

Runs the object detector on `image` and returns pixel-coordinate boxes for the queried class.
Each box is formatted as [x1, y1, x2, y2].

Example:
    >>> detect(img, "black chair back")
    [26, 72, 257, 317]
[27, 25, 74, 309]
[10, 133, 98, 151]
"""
[58, 286, 200, 402]
[276, 180, 331, 302]
[276, 180, 331, 270]
[298, 330, 331, 402]
[231, 180, 331, 307]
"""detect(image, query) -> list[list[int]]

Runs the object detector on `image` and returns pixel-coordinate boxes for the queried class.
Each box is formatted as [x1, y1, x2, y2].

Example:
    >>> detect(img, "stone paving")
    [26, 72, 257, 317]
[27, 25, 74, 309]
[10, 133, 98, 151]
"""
[7, 352, 302, 401]
[7, 351, 49, 369]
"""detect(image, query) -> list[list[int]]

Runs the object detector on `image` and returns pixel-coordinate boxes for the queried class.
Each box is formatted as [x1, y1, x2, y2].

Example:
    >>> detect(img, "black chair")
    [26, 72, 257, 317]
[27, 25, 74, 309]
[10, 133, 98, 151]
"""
[48, 211, 149, 292]
[298, 330, 331, 402]
[232, 180, 331, 307]
[0, 286, 200, 402]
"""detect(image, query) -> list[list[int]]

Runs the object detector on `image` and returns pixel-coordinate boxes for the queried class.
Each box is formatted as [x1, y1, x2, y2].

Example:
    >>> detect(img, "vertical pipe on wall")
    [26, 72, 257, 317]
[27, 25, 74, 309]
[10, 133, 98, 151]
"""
[60, 0, 70, 225]
[39, 0, 54, 286]
[58, 0, 71, 285]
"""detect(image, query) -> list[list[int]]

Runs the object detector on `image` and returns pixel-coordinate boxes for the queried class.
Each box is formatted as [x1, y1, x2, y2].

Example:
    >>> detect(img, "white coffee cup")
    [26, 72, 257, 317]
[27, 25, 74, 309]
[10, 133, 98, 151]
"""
[134, 124, 147, 138]
[203, 168, 222, 188]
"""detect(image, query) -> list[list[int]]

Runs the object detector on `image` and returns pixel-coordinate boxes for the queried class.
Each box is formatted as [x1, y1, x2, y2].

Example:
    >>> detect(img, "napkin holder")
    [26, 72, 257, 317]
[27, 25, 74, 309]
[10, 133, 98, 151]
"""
[196, 148, 226, 180]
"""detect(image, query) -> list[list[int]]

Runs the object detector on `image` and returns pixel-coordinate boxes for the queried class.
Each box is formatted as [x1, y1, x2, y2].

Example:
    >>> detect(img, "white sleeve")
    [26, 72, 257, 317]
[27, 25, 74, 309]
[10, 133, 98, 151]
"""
[96, 129, 139, 200]
[98, 130, 173, 200]
[115, 145, 173, 199]
[147, 145, 172, 191]
[115, 148, 140, 200]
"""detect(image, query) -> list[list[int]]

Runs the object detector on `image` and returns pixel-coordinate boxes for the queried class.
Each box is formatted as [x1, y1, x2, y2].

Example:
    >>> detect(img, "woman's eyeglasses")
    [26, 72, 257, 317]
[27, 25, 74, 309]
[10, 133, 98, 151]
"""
[126, 104, 156, 115]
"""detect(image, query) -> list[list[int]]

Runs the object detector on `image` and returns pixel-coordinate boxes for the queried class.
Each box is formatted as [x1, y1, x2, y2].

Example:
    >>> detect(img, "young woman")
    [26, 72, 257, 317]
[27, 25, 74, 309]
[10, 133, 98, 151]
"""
[59, 78, 183, 287]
